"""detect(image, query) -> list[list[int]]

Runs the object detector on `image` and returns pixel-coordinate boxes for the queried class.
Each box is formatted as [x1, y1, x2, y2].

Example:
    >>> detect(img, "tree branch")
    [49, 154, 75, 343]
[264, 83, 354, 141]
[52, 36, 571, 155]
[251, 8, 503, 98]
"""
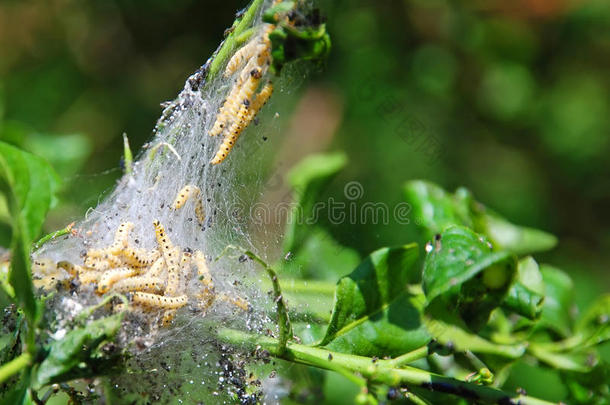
[217, 328, 556, 405]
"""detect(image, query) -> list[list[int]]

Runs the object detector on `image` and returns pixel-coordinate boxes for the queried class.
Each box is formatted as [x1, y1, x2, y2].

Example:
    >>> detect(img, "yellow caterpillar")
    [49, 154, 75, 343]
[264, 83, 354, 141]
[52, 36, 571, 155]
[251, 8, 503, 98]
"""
[57, 260, 85, 277]
[250, 82, 273, 113]
[132, 292, 188, 310]
[165, 247, 182, 296]
[255, 42, 271, 67]
[195, 197, 205, 226]
[57, 260, 102, 287]
[85, 222, 133, 258]
[112, 276, 164, 294]
[78, 271, 102, 285]
[84, 254, 122, 271]
[97, 267, 137, 294]
[32, 258, 57, 275]
[210, 79, 272, 165]
[219, 293, 251, 312]
[120, 246, 160, 268]
[210, 66, 263, 141]
[152, 221, 182, 295]
[85, 247, 116, 260]
[172, 185, 201, 210]
[180, 249, 193, 276]
[228, 81, 273, 140]
[194, 250, 212, 287]
[194, 250, 215, 310]
[33, 275, 60, 291]
[144, 256, 166, 278]
[224, 39, 259, 77]
[209, 78, 246, 137]
[108, 222, 134, 254]
[210, 69, 263, 164]
[153, 220, 174, 256]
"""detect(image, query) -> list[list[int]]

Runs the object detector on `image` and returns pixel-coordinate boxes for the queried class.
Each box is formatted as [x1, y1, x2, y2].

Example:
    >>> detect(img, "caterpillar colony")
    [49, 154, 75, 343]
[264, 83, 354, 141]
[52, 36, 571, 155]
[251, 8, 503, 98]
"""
[29, 9, 293, 328]
[33, 186, 249, 328]
[209, 23, 275, 164]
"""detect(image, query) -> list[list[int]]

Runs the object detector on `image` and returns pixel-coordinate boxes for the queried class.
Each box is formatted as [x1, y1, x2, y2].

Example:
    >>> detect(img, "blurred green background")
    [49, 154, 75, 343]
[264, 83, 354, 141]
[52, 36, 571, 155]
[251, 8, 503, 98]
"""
[1, 0, 609, 401]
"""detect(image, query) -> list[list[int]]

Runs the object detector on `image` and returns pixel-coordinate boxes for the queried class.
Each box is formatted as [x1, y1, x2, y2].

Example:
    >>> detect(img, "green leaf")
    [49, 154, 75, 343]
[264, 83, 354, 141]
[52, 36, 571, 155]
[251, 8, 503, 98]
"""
[576, 294, 610, 347]
[320, 244, 431, 357]
[502, 256, 546, 320]
[422, 225, 516, 330]
[284, 152, 347, 254]
[403, 180, 557, 255]
[403, 180, 471, 238]
[263, 1, 295, 23]
[538, 264, 575, 338]
[472, 208, 557, 256]
[23, 133, 92, 178]
[0, 141, 60, 324]
[562, 362, 610, 404]
[33, 313, 124, 389]
[0, 142, 60, 242]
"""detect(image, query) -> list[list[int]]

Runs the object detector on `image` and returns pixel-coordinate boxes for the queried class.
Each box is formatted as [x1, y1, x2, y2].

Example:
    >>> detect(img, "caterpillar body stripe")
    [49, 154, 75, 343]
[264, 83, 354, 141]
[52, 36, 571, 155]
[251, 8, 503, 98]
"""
[209, 67, 262, 140]
[210, 80, 272, 165]
[78, 271, 102, 285]
[153, 220, 182, 294]
[224, 39, 259, 77]
[120, 246, 159, 268]
[132, 292, 188, 310]
[219, 293, 251, 312]
[97, 267, 137, 294]
[172, 185, 201, 210]
[255, 43, 271, 67]
[86, 247, 116, 260]
[250, 82, 273, 113]
[195, 197, 205, 226]
[57, 261, 85, 276]
[144, 256, 166, 278]
[32, 258, 57, 276]
[84, 255, 122, 271]
[107, 222, 134, 254]
[180, 249, 193, 275]
[174, 249, 192, 295]
[224, 81, 273, 149]
[33, 275, 60, 291]
[153, 220, 175, 258]
[112, 276, 164, 293]
[194, 250, 213, 289]
[209, 80, 246, 137]
[57, 261, 101, 286]
[164, 247, 182, 296]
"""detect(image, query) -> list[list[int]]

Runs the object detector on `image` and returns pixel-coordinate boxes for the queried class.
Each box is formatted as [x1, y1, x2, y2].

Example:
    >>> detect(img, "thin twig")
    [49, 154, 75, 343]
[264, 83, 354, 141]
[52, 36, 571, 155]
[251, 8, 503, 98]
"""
[32, 222, 75, 251]
[385, 346, 429, 369]
[216, 245, 293, 355]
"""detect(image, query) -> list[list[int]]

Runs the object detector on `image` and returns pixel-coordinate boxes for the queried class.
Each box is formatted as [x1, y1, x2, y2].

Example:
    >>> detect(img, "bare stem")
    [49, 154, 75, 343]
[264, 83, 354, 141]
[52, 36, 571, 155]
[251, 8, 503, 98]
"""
[32, 222, 74, 251]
